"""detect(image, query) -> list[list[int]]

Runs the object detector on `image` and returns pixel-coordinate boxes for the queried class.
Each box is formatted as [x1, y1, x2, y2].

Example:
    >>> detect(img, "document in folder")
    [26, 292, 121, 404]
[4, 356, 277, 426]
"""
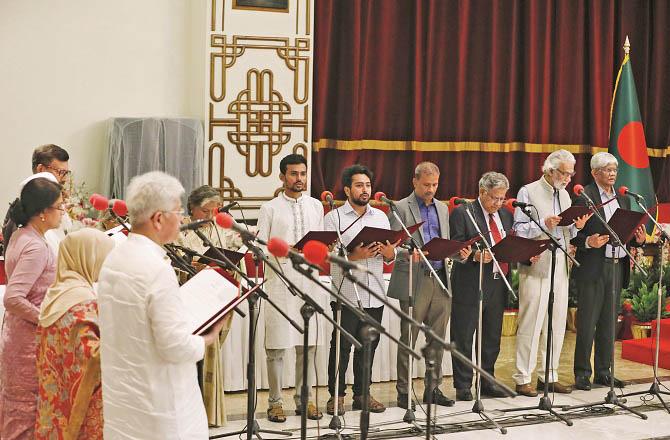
[557, 197, 617, 226]
[607, 208, 648, 245]
[293, 231, 339, 251]
[178, 269, 252, 335]
[491, 236, 552, 263]
[346, 222, 424, 252]
[421, 236, 481, 261]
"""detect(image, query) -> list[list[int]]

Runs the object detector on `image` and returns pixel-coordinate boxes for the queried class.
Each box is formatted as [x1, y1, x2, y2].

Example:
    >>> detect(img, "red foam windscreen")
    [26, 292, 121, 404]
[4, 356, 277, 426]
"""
[373, 192, 386, 203]
[320, 190, 333, 202]
[91, 194, 109, 211]
[573, 184, 585, 196]
[215, 213, 234, 229]
[504, 198, 516, 211]
[267, 237, 290, 258]
[112, 200, 128, 217]
[303, 240, 329, 266]
[618, 186, 629, 197]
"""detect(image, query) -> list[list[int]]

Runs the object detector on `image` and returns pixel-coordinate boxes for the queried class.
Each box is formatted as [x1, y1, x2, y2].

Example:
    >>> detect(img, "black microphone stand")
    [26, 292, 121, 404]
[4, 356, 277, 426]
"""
[562, 190, 647, 420]
[197, 233, 299, 440]
[500, 205, 580, 427]
[618, 196, 670, 412]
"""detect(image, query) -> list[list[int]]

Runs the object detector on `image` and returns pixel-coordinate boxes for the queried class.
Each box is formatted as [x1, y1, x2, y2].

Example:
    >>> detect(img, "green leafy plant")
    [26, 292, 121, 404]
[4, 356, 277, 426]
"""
[630, 282, 668, 323]
[506, 268, 520, 309]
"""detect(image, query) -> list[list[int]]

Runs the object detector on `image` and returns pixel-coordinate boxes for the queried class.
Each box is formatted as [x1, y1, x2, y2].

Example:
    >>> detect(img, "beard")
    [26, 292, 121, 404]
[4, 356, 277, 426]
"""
[553, 180, 568, 191]
[351, 194, 369, 206]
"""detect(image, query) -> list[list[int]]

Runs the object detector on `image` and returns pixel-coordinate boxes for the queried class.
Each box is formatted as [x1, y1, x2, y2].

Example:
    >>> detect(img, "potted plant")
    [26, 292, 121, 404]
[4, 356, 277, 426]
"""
[630, 282, 667, 339]
[502, 268, 520, 336]
[566, 276, 578, 332]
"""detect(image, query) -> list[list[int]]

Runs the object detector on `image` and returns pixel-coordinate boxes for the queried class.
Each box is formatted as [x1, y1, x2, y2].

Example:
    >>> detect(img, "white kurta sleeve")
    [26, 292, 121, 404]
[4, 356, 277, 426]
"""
[146, 265, 205, 364]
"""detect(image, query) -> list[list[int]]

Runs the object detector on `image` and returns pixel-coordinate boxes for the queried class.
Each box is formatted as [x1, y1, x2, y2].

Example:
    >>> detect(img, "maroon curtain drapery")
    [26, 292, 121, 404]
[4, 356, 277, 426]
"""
[311, 0, 670, 201]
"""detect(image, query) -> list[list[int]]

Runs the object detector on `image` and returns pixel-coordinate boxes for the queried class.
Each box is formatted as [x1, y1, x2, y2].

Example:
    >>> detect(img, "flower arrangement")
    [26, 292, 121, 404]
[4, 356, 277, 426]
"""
[63, 175, 98, 227]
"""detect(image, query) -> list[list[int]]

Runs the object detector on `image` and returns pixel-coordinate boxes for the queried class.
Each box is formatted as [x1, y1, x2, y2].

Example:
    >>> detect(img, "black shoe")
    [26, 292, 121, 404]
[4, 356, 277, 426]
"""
[396, 393, 416, 410]
[574, 376, 591, 391]
[456, 389, 473, 401]
[423, 388, 455, 407]
[480, 384, 507, 398]
[594, 375, 625, 388]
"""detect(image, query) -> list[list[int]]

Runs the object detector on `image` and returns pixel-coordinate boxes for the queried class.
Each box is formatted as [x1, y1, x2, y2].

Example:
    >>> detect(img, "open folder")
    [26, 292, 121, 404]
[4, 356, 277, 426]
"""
[178, 269, 257, 335]
[345, 222, 424, 252]
[421, 236, 481, 261]
[491, 236, 552, 263]
[200, 246, 246, 266]
[557, 197, 617, 226]
[294, 231, 339, 251]
[607, 208, 648, 245]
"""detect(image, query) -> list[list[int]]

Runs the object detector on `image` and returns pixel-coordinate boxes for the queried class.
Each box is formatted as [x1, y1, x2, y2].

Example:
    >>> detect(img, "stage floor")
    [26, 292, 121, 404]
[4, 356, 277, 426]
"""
[211, 332, 670, 438]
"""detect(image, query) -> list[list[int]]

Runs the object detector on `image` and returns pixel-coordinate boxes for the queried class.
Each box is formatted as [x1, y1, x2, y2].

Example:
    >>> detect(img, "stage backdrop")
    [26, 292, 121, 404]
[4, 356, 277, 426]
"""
[311, 0, 670, 202]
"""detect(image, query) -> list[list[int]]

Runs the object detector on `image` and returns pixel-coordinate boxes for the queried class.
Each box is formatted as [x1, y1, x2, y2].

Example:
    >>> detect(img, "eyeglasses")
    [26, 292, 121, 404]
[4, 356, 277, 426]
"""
[46, 165, 71, 178]
[599, 167, 618, 175]
[162, 209, 185, 217]
[554, 168, 576, 178]
[48, 203, 66, 212]
[484, 192, 506, 204]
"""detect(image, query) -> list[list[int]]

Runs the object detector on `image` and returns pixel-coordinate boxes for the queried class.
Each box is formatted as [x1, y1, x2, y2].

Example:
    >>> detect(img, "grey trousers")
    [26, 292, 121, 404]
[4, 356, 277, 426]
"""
[266, 346, 316, 406]
[396, 269, 451, 395]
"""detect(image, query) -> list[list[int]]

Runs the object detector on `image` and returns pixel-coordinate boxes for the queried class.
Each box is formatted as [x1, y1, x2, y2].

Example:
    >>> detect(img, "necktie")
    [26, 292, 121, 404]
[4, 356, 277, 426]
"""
[488, 213, 508, 275]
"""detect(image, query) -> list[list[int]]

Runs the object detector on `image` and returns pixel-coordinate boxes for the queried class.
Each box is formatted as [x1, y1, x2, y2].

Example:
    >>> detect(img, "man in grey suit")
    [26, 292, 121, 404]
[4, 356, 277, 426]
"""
[388, 162, 471, 409]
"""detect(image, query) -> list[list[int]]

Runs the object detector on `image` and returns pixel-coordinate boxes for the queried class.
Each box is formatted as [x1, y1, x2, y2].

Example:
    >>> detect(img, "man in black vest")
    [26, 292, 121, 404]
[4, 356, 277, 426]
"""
[571, 152, 646, 391]
[449, 172, 514, 400]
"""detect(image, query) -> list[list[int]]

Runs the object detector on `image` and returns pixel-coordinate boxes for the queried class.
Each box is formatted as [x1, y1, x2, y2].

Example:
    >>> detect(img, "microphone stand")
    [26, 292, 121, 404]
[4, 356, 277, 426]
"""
[500, 205, 580, 427]
[618, 196, 670, 412]
[562, 190, 647, 420]
[197, 233, 299, 440]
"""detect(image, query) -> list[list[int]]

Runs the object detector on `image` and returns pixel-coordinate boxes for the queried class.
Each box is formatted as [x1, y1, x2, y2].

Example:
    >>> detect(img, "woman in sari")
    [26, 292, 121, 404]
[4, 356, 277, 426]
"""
[35, 228, 114, 439]
[0, 176, 63, 439]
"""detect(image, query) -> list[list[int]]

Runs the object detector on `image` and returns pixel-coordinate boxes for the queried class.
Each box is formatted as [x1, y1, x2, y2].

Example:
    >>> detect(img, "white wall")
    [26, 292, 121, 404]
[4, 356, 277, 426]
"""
[0, 0, 206, 218]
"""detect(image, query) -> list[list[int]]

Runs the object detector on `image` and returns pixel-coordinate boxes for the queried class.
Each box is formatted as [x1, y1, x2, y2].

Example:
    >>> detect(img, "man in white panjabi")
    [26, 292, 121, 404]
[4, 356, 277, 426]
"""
[97, 171, 227, 439]
[512, 150, 590, 396]
[257, 154, 326, 422]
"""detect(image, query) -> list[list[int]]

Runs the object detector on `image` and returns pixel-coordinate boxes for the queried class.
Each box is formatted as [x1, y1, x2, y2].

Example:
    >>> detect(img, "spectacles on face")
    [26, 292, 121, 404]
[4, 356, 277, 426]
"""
[48, 203, 66, 212]
[162, 209, 185, 217]
[554, 168, 576, 179]
[598, 167, 618, 175]
[46, 165, 71, 178]
[484, 192, 506, 204]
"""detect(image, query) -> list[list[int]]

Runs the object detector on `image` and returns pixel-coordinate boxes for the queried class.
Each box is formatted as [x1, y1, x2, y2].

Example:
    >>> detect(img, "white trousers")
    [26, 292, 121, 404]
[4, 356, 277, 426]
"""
[266, 346, 316, 406]
[513, 257, 569, 385]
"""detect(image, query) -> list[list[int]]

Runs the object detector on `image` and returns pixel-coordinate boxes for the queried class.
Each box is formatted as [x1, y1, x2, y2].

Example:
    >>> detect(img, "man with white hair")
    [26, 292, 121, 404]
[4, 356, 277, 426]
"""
[512, 150, 591, 396]
[571, 152, 646, 391]
[97, 171, 227, 439]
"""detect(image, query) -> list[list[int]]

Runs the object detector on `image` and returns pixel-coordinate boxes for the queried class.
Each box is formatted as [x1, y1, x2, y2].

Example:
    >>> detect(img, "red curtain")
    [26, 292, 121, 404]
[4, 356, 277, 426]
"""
[311, 0, 670, 201]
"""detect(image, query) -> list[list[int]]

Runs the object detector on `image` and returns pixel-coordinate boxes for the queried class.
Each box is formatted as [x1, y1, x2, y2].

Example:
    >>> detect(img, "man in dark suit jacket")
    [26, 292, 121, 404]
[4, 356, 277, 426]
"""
[387, 162, 471, 409]
[449, 172, 514, 401]
[570, 152, 646, 391]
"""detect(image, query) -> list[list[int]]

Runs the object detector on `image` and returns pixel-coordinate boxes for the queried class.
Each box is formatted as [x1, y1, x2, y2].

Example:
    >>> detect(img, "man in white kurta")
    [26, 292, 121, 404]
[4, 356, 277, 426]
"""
[512, 150, 588, 396]
[98, 171, 225, 439]
[256, 154, 326, 422]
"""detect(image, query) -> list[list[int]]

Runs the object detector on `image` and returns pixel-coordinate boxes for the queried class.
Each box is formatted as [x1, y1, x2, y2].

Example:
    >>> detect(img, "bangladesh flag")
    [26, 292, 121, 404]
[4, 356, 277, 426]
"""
[608, 44, 657, 233]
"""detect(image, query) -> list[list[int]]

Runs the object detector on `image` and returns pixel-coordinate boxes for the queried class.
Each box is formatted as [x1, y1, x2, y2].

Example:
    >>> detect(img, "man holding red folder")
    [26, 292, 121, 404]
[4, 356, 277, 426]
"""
[571, 152, 646, 391]
[387, 162, 471, 408]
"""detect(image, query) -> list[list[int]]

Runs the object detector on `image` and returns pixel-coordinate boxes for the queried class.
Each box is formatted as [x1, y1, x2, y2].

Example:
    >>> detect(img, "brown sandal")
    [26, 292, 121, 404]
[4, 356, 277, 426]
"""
[267, 403, 286, 423]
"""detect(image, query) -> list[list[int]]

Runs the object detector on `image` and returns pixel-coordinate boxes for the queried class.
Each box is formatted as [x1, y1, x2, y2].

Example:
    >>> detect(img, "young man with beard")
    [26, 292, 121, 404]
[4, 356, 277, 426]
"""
[324, 164, 399, 415]
[257, 154, 326, 422]
[512, 150, 591, 396]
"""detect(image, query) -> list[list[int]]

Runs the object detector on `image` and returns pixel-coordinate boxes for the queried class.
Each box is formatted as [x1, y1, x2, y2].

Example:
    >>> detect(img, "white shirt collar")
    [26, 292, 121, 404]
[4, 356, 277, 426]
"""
[280, 191, 304, 203]
[128, 232, 168, 259]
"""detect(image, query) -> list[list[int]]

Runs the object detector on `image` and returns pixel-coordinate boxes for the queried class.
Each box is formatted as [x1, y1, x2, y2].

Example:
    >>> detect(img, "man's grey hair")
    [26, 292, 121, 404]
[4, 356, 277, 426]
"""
[187, 185, 222, 215]
[542, 149, 576, 174]
[479, 171, 509, 191]
[590, 152, 618, 170]
[414, 161, 440, 178]
[126, 171, 184, 226]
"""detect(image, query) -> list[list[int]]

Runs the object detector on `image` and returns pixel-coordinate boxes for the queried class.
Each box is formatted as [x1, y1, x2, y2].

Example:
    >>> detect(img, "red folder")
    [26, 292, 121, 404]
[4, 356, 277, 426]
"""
[557, 197, 617, 226]
[491, 236, 552, 263]
[421, 236, 481, 261]
[607, 208, 648, 245]
[201, 247, 246, 266]
[294, 231, 339, 251]
[345, 222, 424, 252]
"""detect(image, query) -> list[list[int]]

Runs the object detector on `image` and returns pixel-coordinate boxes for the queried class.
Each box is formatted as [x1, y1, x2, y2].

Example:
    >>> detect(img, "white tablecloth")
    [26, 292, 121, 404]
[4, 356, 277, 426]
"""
[221, 275, 453, 391]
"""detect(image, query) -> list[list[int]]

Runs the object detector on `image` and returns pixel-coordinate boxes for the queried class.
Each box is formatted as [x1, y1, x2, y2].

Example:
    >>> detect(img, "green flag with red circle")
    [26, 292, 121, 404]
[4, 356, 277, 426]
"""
[608, 51, 656, 232]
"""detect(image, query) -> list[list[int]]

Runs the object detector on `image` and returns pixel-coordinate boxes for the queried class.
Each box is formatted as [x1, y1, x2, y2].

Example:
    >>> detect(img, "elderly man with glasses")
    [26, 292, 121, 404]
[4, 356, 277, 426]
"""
[511, 150, 591, 397]
[449, 171, 514, 400]
[570, 152, 646, 391]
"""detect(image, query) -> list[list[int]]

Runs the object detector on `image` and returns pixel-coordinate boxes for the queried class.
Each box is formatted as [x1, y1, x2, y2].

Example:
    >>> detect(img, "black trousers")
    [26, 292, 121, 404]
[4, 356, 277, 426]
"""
[450, 278, 506, 391]
[574, 259, 623, 378]
[327, 303, 384, 397]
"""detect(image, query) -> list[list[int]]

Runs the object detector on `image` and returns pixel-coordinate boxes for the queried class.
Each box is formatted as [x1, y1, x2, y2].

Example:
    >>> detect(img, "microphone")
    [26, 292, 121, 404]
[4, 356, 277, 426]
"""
[215, 212, 256, 243]
[618, 186, 645, 201]
[374, 191, 395, 206]
[509, 199, 533, 209]
[320, 190, 334, 208]
[303, 240, 371, 273]
[449, 196, 469, 206]
[90, 194, 128, 217]
[217, 201, 238, 213]
[573, 184, 585, 196]
[266, 236, 324, 272]
[179, 219, 212, 232]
